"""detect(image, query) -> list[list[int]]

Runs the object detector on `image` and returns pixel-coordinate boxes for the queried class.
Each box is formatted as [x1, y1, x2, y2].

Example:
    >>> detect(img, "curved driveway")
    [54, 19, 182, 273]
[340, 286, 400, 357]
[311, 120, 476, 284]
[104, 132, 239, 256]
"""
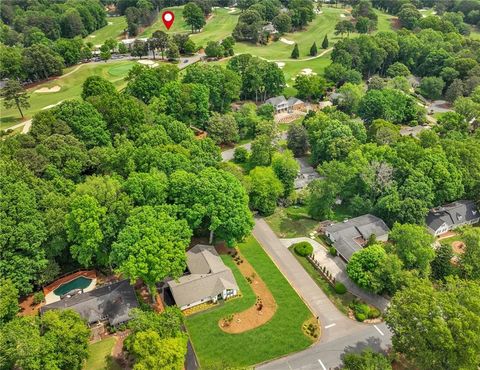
[253, 218, 392, 370]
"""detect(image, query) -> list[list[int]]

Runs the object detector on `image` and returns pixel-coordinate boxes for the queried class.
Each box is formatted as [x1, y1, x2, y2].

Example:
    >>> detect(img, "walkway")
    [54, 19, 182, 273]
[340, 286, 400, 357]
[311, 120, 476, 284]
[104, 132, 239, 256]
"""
[253, 218, 391, 369]
[280, 237, 389, 311]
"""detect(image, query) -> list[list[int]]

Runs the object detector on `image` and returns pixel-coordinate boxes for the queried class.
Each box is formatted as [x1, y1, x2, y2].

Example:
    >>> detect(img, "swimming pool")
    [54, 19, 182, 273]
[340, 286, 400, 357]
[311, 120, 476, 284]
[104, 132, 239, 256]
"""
[53, 276, 93, 296]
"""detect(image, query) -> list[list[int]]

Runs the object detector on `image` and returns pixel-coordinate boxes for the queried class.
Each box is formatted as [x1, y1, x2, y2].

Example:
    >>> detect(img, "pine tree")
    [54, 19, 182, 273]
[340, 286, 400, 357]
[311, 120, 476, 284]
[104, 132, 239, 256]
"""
[322, 35, 329, 49]
[310, 41, 318, 56]
[291, 43, 299, 59]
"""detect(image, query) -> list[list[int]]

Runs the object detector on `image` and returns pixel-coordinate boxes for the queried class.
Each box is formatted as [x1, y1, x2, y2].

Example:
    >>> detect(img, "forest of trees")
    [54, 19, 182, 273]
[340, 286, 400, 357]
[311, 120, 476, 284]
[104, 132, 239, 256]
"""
[233, 0, 315, 43]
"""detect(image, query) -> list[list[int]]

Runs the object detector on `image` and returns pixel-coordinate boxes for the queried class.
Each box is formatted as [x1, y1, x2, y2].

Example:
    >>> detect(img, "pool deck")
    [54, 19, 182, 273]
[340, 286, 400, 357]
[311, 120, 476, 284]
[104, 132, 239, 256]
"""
[43, 270, 97, 304]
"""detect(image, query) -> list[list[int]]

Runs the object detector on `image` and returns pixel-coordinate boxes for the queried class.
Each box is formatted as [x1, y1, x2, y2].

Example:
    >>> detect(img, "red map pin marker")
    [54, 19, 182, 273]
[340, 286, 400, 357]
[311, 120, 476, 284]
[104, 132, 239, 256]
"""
[162, 11, 175, 30]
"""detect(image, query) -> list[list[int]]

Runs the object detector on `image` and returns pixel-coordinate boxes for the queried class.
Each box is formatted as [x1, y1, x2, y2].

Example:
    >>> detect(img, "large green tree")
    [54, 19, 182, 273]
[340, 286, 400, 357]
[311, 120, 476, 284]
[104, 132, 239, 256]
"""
[111, 206, 192, 298]
[247, 166, 283, 215]
[0, 279, 19, 325]
[385, 278, 480, 370]
[0, 80, 30, 118]
[130, 331, 188, 370]
[271, 150, 300, 197]
[183, 64, 241, 113]
[460, 227, 480, 280]
[390, 223, 435, 276]
[183, 2, 206, 32]
[169, 167, 253, 245]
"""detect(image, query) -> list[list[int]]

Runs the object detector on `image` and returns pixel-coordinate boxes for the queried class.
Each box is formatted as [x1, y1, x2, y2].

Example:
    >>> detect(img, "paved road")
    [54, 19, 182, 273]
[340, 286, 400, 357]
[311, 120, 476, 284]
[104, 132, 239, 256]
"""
[221, 132, 287, 162]
[253, 218, 392, 370]
[221, 142, 252, 161]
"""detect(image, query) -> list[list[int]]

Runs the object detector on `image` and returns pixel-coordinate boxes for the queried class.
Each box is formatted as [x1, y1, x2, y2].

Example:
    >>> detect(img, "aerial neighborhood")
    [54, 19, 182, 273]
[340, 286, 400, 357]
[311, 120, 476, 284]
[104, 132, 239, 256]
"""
[1, 0, 480, 369]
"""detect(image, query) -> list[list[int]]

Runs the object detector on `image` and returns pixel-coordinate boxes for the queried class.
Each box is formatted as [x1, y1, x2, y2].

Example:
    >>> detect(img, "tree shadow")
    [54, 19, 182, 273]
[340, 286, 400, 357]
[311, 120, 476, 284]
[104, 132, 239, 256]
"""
[333, 336, 388, 370]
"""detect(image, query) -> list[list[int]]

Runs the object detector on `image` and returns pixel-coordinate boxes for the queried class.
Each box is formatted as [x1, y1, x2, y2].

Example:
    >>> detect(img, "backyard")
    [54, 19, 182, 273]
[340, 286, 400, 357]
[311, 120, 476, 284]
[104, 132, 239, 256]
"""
[186, 236, 314, 368]
[83, 337, 121, 370]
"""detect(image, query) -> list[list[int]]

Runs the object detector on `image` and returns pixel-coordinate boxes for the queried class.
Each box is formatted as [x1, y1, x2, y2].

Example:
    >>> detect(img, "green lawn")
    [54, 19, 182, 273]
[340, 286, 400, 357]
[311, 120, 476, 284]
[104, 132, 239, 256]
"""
[0, 60, 136, 129]
[86, 16, 127, 46]
[266, 206, 319, 238]
[83, 337, 120, 370]
[141, 7, 189, 37]
[289, 246, 356, 315]
[191, 8, 240, 47]
[375, 9, 395, 32]
[186, 236, 313, 368]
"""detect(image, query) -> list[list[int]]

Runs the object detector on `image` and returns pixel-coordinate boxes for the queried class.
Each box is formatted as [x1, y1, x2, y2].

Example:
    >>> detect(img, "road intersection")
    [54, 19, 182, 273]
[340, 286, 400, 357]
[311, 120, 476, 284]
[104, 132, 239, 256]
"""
[253, 218, 392, 370]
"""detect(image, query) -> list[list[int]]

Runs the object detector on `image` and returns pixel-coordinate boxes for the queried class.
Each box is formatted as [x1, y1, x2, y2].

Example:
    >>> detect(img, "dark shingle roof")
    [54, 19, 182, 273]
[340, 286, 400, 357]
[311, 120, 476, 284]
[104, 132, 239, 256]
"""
[426, 200, 479, 233]
[325, 214, 390, 260]
[40, 280, 138, 326]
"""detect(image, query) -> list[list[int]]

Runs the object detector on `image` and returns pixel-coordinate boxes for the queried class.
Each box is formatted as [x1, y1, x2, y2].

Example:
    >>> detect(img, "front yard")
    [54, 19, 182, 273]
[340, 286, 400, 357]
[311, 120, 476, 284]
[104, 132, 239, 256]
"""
[186, 236, 314, 368]
[266, 206, 318, 238]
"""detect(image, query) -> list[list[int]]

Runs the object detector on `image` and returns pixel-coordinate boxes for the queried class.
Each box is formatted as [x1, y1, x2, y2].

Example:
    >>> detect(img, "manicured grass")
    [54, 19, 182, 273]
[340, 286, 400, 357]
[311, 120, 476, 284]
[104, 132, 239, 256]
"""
[83, 337, 119, 370]
[289, 246, 356, 315]
[186, 236, 313, 368]
[266, 206, 319, 238]
[375, 9, 395, 32]
[190, 8, 240, 47]
[0, 60, 136, 129]
[470, 25, 480, 40]
[235, 7, 344, 60]
[141, 7, 189, 37]
[141, 7, 239, 45]
[86, 16, 127, 46]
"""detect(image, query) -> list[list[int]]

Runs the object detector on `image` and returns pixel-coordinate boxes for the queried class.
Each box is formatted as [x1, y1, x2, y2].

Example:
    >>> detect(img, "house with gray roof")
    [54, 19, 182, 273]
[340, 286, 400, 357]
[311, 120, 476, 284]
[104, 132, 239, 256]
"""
[325, 214, 390, 262]
[426, 200, 479, 236]
[265, 95, 305, 113]
[168, 244, 239, 310]
[40, 280, 138, 326]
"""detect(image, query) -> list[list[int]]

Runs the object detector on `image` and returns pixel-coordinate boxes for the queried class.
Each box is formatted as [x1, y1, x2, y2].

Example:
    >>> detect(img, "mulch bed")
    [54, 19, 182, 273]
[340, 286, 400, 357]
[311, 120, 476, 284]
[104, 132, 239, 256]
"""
[218, 249, 277, 334]
[452, 241, 466, 255]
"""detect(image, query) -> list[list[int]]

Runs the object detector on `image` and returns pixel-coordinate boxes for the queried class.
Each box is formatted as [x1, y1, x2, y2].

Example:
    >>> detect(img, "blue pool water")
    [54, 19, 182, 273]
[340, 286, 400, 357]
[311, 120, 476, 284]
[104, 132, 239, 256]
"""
[53, 276, 92, 296]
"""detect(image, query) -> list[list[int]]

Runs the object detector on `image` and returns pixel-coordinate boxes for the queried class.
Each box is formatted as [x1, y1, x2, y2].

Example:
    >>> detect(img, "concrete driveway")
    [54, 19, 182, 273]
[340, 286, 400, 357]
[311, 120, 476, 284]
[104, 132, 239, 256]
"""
[281, 237, 389, 312]
[253, 219, 392, 370]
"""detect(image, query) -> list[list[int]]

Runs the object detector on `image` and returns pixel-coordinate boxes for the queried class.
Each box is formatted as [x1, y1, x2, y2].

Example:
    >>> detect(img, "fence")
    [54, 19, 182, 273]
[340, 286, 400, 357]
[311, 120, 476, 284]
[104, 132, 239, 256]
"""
[307, 255, 336, 287]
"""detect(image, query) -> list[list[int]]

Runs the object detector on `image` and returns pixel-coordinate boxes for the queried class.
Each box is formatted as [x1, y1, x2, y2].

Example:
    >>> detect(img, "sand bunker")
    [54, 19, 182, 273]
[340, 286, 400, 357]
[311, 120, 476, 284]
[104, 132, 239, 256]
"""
[137, 59, 156, 65]
[41, 101, 64, 110]
[280, 37, 295, 45]
[89, 35, 96, 38]
[276, 62, 285, 69]
[301, 68, 317, 76]
[35, 86, 61, 93]
[228, 7, 237, 13]
[340, 13, 346, 18]
[108, 21, 113, 25]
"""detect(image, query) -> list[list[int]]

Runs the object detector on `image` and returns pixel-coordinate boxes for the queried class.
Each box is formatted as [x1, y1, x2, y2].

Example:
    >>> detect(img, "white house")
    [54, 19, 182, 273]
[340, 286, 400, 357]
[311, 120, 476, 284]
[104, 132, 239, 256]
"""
[167, 245, 239, 310]
[426, 200, 479, 236]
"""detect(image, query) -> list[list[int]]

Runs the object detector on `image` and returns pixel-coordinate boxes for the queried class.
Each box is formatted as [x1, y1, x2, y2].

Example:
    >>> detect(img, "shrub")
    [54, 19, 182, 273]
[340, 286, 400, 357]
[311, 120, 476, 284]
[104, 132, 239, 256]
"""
[368, 307, 381, 319]
[33, 292, 44, 305]
[329, 246, 337, 256]
[233, 147, 249, 163]
[355, 312, 366, 322]
[334, 282, 347, 294]
[356, 303, 370, 316]
[294, 241, 313, 257]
